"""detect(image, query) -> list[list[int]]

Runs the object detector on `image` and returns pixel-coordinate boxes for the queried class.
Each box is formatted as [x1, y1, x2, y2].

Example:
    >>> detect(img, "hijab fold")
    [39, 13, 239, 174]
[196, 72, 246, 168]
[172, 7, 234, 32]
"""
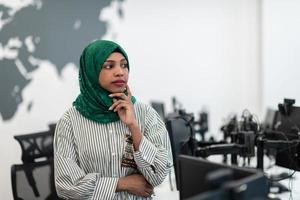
[73, 40, 136, 123]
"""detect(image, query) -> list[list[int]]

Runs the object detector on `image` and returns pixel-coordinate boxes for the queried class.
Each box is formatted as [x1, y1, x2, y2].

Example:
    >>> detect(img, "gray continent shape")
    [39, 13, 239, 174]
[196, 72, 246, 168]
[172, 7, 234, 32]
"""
[0, 0, 124, 120]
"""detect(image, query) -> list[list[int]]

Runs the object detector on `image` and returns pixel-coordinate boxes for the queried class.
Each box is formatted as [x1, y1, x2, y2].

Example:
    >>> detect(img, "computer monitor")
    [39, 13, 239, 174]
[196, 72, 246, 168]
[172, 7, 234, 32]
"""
[177, 155, 268, 200]
[150, 101, 166, 120]
[263, 108, 277, 130]
[273, 105, 300, 171]
[166, 116, 195, 189]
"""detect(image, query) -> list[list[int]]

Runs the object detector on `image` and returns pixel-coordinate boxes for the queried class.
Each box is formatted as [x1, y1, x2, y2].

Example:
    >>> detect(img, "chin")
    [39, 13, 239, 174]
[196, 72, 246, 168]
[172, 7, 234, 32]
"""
[110, 88, 125, 93]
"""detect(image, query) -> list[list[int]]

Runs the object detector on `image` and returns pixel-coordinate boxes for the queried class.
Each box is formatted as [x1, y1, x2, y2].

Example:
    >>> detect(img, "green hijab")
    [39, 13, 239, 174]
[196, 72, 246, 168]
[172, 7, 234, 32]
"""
[73, 40, 136, 123]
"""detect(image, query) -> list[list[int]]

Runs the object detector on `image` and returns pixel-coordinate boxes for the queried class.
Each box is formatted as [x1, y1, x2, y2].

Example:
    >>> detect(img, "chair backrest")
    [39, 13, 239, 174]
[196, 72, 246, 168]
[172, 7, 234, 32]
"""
[165, 116, 195, 190]
[48, 123, 56, 135]
[14, 130, 54, 163]
[11, 159, 60, 200]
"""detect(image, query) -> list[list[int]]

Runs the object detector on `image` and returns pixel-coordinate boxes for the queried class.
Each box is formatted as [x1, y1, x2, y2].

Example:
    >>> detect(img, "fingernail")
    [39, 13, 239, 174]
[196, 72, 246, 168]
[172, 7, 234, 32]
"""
[108, 94, 113, 97]
[108, 106, 112, 110]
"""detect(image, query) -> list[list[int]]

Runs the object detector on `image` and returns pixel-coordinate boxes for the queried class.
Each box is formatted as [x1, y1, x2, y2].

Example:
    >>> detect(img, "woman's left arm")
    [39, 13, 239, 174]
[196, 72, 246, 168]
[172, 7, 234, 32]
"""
[132, 106, 173, 187]
[109, 87, 173, 187]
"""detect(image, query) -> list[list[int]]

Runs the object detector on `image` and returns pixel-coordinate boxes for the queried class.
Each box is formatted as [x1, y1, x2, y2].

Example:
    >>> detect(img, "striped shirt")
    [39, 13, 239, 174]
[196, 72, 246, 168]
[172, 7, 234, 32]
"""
[54, 101, 173, 200]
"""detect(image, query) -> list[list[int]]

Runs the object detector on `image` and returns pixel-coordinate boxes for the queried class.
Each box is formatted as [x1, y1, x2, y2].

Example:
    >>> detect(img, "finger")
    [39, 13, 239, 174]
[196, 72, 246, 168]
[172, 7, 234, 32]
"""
[109, 93, 128, 100]
[109, 100, 125, 111]
[145, 187, 153, 195]
[126, 85, 132, 98]
[145, 183, 153, 191]
[142, 191, 151, 198]
[142, 193, 149, 198]
[146, 190, 153, 197]
[109, 100, 123, 110]
[113, 102, 130, 112]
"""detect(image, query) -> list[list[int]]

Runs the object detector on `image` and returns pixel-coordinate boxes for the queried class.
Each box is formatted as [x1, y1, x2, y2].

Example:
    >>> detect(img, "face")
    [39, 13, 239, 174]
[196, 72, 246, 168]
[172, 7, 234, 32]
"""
[98, 52, 129, 93]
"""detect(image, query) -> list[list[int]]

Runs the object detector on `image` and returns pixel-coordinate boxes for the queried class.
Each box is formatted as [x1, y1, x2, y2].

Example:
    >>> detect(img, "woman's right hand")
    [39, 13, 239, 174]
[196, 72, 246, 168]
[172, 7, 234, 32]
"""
[117, 174, 153, 197]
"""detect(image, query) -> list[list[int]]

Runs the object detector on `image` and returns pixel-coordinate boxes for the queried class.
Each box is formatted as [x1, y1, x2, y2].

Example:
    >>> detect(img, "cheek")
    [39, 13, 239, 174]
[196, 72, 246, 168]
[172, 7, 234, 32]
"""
[124, 70, 129, 80]
[98, 72, 108, 86]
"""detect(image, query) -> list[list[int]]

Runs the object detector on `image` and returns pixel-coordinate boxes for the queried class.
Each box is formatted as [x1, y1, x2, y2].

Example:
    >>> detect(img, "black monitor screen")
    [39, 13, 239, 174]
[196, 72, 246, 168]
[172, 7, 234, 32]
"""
[263, 108, 277, 130]
[177, 155, 268, 200]
[166, 117, 194, 189]
[274, 106, 300, 171]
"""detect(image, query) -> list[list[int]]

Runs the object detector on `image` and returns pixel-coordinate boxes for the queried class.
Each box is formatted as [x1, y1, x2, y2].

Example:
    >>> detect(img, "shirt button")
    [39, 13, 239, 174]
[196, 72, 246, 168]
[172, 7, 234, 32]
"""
[109, 129, 113, 133]
[112, 152, 116, 156]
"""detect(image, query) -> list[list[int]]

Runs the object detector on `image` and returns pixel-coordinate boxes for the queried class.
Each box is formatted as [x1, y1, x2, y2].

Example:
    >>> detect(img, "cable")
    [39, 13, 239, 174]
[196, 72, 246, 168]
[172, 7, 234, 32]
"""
[268, 171, 296, 182]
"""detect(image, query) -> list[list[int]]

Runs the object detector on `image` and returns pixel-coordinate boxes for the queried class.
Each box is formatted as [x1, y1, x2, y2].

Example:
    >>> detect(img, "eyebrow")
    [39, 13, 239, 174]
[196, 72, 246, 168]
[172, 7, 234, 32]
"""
[105, 58, 127, 62]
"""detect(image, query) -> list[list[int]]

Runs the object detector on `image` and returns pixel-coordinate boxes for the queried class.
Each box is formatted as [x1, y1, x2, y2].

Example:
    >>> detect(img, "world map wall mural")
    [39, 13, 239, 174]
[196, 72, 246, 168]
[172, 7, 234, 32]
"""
[0, 0, 124, 121]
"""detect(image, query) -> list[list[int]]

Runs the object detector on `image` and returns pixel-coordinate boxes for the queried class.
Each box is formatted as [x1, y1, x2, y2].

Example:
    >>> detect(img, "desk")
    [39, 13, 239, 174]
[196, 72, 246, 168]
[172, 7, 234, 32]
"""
[154, 155, 300, 200]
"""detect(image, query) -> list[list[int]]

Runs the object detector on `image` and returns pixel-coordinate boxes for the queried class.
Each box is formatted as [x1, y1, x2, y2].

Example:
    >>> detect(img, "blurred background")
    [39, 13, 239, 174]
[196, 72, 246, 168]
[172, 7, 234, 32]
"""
[1, 0, 300, 199]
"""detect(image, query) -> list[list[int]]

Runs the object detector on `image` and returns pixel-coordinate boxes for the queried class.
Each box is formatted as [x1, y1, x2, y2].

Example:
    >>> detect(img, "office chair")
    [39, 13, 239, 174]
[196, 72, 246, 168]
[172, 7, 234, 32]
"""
[11, 159, 60, 200]
[48, 123, 56, 135]
[165, 114, 196, 190]
[13, 129, 55, 163]
[12, 125, 60, 200]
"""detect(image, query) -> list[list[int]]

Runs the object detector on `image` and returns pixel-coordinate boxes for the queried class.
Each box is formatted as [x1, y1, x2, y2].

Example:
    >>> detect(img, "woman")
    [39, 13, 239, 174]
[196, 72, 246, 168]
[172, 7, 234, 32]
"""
[54, 40, 172, 199]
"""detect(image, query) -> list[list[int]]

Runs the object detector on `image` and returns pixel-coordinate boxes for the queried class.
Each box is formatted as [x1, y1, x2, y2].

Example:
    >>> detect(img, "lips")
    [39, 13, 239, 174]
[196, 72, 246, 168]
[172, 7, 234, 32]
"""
[112, 80, 125, 87]
[112, 80, 125, 83]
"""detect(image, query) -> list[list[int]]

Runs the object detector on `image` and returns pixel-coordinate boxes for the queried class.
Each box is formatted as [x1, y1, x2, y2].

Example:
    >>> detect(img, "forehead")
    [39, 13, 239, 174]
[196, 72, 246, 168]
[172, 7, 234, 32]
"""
[105, 52, 126, 61]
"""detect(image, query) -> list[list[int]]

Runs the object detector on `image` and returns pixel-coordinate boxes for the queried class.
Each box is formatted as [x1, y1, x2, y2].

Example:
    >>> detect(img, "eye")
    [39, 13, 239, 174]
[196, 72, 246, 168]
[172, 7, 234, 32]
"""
[121, 63, 128, 68]
[103, 64, 113, 69]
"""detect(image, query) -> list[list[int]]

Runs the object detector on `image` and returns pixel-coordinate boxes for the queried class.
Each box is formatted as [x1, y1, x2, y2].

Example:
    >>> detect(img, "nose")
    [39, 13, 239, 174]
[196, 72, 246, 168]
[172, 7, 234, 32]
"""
[114, 65, 125, 76]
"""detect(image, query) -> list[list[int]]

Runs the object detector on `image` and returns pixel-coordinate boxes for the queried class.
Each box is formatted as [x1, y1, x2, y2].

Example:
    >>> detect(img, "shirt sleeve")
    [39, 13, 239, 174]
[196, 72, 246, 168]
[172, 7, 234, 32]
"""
[133, 105, 173, 187]
[54, 112, 118, 200]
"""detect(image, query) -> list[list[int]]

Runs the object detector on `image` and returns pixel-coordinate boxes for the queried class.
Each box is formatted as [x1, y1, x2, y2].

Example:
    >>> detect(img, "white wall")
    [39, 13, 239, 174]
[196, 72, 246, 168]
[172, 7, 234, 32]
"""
[0, 0, 262, 199]
[108, 0, 262, 131]
[262, 0, 300, 109]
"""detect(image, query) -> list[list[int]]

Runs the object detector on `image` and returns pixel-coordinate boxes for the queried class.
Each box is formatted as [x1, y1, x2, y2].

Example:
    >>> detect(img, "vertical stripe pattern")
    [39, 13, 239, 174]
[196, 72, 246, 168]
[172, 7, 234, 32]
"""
[54, 101, 173, 200]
